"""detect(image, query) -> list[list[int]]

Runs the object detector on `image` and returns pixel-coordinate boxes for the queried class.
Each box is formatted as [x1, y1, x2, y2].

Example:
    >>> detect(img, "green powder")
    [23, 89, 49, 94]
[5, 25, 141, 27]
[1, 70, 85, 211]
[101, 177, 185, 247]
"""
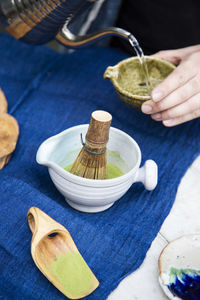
[64, 162, 124, 179]
[50, 252, 93, 298]
[106, 162, 124, 179]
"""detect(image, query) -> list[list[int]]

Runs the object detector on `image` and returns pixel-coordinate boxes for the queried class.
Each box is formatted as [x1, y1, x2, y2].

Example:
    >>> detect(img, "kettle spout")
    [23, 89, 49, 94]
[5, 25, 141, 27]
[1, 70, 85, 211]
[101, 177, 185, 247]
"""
[56, 26, 135, 49]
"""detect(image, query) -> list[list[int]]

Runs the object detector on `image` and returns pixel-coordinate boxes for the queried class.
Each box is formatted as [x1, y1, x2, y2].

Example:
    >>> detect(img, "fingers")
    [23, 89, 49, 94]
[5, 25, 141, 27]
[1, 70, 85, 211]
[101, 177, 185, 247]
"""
[142, 74, 200, 114]
[151, 50, 181, 65]
[152, 45, 200, 65]
[142, 49, 200, 126]
[162, 109, 200, 127]
[151, 61, 197, 103]
[151, 51, 200, 103]
[151, 93, 200, 126]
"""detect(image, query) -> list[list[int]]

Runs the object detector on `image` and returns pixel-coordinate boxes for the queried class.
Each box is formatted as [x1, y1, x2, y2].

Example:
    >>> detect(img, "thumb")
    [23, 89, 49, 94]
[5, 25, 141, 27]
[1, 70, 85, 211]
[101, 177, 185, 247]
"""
[151, 50, 181, 65]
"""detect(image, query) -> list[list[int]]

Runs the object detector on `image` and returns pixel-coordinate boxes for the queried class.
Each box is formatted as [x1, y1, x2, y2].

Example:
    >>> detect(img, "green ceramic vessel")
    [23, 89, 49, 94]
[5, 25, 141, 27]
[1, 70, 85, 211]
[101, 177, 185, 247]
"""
[104, 56, 175, 110]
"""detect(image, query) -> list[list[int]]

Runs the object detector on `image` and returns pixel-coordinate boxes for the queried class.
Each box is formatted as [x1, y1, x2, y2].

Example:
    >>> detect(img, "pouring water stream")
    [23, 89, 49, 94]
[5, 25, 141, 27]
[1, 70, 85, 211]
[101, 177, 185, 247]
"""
[129, 34, 151, 95]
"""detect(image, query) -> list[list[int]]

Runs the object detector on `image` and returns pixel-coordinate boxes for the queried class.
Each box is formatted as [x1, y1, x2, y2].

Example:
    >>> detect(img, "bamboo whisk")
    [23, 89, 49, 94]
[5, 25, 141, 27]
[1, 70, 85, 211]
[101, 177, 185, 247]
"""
[70, 110, 112, 179]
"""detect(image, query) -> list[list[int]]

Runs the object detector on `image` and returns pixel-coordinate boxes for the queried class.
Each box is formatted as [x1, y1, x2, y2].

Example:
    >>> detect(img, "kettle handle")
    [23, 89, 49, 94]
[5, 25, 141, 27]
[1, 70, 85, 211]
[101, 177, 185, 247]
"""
[56, 23, 132, 48]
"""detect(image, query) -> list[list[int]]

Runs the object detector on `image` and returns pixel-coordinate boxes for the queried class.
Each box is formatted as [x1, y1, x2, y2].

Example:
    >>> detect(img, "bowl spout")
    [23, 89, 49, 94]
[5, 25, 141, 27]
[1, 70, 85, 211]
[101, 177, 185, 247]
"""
[36, 136, 58, 167]
[104, 66, 118, 80]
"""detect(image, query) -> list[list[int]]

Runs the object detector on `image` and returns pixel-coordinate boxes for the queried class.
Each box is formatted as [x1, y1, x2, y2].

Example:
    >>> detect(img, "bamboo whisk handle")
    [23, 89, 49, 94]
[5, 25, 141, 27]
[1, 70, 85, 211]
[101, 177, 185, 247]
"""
[86, 111, 112, 146]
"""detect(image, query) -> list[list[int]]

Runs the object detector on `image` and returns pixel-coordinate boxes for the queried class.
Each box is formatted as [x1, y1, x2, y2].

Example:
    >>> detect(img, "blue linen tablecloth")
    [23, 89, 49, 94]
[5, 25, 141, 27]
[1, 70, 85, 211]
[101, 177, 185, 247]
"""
[0, 33, 200, 300]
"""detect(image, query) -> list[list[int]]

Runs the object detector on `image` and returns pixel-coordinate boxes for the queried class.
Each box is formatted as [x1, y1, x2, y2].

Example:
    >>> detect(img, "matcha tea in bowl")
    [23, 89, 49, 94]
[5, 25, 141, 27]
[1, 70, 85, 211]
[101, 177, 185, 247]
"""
[104, 56, 175, 110]
[36, 119, 158, 213]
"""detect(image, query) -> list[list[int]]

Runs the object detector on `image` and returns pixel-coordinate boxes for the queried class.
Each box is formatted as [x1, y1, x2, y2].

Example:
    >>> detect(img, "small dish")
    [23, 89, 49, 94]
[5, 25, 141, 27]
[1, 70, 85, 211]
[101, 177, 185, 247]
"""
[159, 234, 200, 299]
[36, 125, 158, 213]
[104, 56, 175, 110]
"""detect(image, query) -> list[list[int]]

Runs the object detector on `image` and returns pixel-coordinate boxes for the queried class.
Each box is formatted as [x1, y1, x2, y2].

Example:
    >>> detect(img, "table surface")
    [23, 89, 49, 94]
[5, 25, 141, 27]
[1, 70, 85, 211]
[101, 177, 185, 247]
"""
[108, 154, 200, 299]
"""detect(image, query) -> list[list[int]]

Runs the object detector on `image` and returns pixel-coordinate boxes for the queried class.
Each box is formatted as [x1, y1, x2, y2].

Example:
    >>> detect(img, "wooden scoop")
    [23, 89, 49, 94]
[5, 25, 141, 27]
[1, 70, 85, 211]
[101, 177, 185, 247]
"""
[27, 207, 99, 299]
[0, 113, 19, 170]
[0, 88, 8, 114]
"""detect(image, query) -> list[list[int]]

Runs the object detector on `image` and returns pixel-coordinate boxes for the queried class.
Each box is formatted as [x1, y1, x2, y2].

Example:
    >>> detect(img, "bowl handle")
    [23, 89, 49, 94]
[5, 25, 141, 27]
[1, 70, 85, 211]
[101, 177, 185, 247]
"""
[135, 160, 158, 191]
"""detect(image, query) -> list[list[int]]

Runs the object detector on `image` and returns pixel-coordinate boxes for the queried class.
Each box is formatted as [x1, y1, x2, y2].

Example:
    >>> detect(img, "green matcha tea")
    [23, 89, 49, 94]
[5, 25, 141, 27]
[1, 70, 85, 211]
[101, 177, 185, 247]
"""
[64, 162, 124, 179]
[50, 252, 93, 298]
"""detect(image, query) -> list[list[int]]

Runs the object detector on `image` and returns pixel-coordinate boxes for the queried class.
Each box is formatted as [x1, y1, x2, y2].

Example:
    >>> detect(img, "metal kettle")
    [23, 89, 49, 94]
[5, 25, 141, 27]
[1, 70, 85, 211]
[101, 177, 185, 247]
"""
[0, 0, 133, 48]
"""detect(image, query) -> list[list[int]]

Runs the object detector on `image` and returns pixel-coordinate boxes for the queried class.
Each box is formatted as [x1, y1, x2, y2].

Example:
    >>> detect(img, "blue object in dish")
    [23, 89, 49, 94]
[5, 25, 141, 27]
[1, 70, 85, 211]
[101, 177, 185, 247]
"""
[168, 267, 200, 300]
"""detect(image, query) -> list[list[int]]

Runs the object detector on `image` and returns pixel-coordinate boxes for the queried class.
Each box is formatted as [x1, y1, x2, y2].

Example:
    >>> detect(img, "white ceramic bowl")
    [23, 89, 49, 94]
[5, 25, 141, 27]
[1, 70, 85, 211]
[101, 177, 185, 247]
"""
[36, 125, 158, 213]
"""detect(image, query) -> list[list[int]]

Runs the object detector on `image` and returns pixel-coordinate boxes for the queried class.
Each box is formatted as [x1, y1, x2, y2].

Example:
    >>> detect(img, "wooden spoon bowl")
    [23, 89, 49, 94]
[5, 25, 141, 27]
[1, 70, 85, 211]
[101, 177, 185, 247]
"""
[27, 207, 99, 299]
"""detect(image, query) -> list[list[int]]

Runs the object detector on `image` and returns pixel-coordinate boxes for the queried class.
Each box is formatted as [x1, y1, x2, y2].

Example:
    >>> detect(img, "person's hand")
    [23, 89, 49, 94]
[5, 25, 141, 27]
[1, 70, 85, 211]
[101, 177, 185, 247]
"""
[141, 45, 200, 126]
